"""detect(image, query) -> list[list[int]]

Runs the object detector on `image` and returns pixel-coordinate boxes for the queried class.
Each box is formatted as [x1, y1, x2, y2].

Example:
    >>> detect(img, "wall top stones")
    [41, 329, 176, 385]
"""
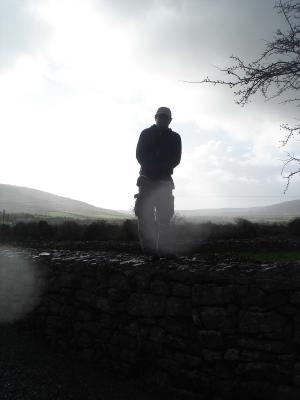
[3, 245, 300, 399]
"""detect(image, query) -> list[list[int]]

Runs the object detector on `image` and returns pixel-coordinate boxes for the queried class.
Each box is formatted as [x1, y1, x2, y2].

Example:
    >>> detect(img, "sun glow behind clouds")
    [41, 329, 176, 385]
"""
[0, 0, 218, 209]
[39, 0, 138, 92]
[0, 0, 146, 209]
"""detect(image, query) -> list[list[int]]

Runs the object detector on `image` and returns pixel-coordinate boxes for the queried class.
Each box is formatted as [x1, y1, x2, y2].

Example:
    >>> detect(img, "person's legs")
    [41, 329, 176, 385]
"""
[134, 186, 157, 254]
[155, 185, 174, 256]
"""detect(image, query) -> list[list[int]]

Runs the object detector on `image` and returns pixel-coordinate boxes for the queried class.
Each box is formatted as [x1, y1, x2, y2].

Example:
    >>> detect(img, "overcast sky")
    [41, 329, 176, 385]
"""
[1, 0, 299, 210]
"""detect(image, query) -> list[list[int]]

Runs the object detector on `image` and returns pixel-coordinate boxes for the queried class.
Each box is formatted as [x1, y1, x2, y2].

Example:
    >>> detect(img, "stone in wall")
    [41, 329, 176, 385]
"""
[3, 246, 300, 400]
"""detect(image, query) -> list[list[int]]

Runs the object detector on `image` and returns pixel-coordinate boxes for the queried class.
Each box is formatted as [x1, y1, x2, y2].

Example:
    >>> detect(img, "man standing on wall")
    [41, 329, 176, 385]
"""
[134, 107, 182, 260]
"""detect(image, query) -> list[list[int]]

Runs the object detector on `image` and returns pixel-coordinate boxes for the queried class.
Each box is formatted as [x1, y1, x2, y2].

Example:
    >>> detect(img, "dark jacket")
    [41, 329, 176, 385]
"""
[136, 124, 182, 180]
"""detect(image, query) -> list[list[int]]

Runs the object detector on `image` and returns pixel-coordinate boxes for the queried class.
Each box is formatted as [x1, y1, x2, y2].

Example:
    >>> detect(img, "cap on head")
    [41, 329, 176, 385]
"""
[155, 106, 172, 119]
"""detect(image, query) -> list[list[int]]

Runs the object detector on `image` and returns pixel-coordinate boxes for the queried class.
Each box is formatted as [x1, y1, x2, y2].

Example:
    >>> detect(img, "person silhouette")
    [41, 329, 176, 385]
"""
[134, 107, 182, 260]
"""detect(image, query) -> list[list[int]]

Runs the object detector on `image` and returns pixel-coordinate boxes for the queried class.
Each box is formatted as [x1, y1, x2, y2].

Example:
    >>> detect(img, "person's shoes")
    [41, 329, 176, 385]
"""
[150, 254, 160, 262]
[160, 252, 177, 260]
[144, 253, 160, 262]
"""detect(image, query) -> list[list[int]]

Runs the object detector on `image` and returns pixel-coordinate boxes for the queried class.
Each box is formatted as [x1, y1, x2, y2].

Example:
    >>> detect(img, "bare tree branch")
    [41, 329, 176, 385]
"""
[281, 150, 300, 192]
[187, 0, 300, 191]
[280, 123, 300, 145]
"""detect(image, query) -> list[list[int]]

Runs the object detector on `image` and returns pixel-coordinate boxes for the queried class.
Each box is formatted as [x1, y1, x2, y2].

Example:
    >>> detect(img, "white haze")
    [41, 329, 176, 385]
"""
[0, 247, 44, 323]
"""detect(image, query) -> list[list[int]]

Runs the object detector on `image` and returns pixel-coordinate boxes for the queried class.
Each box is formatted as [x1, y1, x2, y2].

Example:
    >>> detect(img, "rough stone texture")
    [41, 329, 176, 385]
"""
[2, 245, 300, 399]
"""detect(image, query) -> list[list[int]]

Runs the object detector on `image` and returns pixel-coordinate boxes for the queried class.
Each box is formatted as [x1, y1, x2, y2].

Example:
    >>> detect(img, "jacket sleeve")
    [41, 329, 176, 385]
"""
[159, 134, 182, 170]
[136, 131, 146, 165]
[172, 134, 182, 168]
[136, 131, 153, 169]
[153, 134, 181, 178]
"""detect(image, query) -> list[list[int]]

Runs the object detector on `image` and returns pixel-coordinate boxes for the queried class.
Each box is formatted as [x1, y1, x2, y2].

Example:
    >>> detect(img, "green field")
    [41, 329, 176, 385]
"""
[200, 249, 300, 263]
[45, 210, 130, 220]
[240, 250, 300, 262]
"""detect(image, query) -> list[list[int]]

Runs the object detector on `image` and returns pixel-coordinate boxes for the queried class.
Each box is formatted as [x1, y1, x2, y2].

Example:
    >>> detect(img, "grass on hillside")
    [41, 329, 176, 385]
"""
[45, 211, 129, 220]
[239, 250, 300, 262]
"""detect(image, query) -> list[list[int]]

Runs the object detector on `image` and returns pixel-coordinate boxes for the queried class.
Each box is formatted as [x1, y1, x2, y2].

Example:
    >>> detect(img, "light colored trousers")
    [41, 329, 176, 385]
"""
[134, 176, 174, 255]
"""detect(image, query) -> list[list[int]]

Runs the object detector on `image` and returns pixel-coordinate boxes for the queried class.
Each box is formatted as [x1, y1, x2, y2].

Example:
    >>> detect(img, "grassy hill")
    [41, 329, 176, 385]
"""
[178, 199, 300, 222]
[0, 183, 130, 220]
[2, 182, 299, 223]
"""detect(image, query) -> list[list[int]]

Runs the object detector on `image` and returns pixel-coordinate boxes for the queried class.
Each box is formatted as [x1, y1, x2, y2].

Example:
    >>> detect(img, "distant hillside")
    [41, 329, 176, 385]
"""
[2, 183, 299, 223]
[178, 199, 300, 222]
[0, 183, 130, 220]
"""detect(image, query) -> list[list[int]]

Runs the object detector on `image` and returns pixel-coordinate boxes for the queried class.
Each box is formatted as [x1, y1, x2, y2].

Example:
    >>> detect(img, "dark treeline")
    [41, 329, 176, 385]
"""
[1, 217, 300, 243]
[0, 212, 119, 225]
[0, 220, 136, 243]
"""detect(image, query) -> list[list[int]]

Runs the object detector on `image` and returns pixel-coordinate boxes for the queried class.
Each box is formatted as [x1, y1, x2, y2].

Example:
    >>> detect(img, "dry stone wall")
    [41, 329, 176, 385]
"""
[3, 247, 300, 399]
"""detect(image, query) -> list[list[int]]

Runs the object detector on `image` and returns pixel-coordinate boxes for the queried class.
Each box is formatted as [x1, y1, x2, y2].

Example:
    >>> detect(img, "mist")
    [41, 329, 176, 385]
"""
[0, 246, 44, 323]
